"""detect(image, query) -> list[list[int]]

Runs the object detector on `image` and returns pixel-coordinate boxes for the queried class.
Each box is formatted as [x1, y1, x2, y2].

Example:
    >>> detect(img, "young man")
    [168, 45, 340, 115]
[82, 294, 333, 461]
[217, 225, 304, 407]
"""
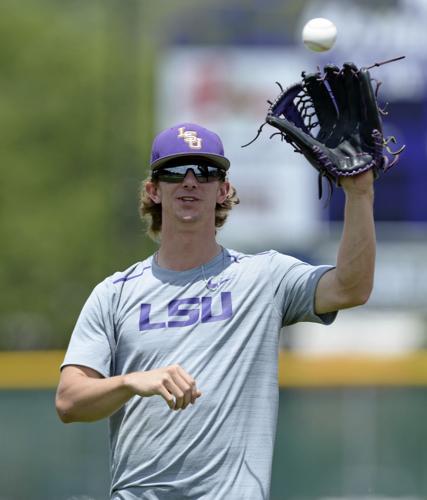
[56, 123, 375, 499]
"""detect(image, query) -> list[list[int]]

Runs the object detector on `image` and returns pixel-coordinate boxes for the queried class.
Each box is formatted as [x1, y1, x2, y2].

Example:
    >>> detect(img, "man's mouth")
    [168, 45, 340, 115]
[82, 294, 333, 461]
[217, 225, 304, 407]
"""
[178, 196, 198, 202]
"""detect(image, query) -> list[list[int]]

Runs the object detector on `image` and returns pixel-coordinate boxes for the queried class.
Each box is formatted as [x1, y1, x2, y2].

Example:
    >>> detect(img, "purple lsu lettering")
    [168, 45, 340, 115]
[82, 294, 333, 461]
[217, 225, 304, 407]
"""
[139, 292, 233, 331]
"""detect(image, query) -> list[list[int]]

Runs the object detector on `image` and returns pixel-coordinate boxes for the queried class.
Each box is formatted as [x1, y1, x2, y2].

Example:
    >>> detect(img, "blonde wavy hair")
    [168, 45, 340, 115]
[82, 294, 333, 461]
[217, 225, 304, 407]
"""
[139, 176, 240, 241]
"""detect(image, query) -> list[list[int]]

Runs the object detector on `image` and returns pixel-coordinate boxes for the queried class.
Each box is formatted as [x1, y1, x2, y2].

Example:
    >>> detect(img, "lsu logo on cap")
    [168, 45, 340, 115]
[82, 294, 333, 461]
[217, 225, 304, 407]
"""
[177, 127, 202, 150]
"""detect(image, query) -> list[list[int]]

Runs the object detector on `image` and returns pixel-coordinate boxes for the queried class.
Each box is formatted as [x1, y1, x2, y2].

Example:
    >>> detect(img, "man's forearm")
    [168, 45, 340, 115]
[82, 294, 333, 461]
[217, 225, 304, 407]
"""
[336, 186, 375, 303]
[56, 372, 133, 423]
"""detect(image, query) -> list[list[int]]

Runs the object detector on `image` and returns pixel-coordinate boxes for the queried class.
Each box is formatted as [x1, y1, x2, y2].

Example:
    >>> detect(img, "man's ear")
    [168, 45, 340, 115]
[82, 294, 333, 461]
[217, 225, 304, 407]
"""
[217, 181, 230, 204]
[145, 181, 162, 204]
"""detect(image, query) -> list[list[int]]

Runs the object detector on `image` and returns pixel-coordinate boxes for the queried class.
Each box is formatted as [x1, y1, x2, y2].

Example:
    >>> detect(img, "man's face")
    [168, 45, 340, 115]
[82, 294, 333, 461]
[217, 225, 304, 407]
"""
[146, 169, 230, 227]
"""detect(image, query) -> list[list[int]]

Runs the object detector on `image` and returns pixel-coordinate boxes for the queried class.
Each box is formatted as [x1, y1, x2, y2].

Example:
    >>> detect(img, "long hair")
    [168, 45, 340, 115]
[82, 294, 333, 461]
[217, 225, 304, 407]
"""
[139, 176, 240, 241]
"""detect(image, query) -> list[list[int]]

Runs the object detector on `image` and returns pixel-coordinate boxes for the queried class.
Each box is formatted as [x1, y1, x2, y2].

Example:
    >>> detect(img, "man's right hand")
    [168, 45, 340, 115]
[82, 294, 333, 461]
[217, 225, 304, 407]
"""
[124, 364, 202, 411]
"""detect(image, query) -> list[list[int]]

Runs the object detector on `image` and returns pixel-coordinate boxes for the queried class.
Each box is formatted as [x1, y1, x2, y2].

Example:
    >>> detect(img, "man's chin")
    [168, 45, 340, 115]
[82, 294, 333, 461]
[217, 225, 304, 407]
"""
[174, 210, 212, 225]
[180, 215, 198, 222]
[174, 211, 199, 223]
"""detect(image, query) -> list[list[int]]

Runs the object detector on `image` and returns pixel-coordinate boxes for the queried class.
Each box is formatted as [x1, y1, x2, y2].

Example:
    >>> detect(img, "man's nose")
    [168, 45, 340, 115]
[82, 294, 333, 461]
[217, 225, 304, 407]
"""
[182, 169, 198, 188]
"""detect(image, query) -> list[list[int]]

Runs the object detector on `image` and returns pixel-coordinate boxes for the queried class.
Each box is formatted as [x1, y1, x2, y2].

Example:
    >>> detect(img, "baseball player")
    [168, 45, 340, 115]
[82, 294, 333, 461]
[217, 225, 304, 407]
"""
[56, 63, 398, 500]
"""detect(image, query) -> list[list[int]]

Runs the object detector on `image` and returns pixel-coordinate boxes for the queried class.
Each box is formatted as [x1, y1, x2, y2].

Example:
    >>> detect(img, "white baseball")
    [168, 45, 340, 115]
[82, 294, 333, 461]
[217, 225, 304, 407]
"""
[302, 18, 337, 52]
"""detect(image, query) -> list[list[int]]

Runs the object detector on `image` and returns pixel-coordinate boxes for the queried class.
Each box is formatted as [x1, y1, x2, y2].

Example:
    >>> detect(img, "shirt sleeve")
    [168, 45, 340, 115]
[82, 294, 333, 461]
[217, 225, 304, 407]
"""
[269, 251, 337, 326]
[61, 279, 115, 377]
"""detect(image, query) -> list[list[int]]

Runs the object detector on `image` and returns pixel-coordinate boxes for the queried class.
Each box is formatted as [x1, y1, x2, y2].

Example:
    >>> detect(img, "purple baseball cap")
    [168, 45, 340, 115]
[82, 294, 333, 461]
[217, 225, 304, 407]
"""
[150, 122, 230, 171]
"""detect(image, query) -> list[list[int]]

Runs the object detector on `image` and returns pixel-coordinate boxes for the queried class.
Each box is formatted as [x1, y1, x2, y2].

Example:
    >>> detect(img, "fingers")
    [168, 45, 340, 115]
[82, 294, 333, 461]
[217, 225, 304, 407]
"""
[175, 365, 202, 408]
[157, 385, 176, 411]
[159, 365, 201, 412]
[303, 72, 337, 141]
[266, 115, 321, 157]
[358, 68, 383, 140]
[342, 62, 362, 127]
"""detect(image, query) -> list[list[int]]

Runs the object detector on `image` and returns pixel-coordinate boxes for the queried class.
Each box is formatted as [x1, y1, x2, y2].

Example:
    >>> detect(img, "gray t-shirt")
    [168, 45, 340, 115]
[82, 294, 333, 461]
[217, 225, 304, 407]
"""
[62, 248, 336, 500]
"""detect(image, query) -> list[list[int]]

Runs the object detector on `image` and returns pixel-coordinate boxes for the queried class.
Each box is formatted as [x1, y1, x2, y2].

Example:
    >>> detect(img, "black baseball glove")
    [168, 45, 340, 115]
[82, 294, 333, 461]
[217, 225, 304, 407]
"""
[245, 59, 405, 198]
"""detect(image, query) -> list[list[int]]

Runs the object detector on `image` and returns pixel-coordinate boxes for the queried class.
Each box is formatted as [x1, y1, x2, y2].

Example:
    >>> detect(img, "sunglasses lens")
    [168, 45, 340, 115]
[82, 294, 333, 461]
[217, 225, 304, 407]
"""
[153, 165, 225, 183]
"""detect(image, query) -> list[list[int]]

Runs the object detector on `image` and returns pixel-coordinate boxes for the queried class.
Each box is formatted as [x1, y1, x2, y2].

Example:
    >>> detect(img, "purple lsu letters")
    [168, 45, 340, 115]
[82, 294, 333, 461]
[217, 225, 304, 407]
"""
[139, 292, 233, 331]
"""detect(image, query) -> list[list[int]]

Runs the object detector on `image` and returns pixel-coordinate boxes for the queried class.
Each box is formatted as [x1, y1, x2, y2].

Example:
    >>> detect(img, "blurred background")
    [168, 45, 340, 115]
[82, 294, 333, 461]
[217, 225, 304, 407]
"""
[1, 0, 426, 498]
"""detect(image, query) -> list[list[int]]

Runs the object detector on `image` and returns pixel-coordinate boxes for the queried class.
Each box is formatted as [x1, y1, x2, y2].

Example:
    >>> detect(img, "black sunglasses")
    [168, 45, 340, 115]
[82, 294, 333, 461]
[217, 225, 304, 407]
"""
[152, 165, 226, 183]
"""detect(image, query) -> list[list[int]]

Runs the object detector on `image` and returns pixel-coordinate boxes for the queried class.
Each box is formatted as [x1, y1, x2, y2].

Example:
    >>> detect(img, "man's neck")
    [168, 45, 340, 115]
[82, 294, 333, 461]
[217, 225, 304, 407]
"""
[155, 232, 221, 271]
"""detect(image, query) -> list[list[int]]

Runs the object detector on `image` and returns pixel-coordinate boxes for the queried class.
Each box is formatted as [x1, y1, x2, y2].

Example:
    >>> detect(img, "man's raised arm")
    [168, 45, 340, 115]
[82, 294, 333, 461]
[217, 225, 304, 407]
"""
[315, 170, 376, 314]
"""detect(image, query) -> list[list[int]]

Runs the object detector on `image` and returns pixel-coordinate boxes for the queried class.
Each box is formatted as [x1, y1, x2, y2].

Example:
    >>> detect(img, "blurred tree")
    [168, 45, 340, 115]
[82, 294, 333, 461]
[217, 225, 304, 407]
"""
[0, 0, 318, 349]
[0, 0, 155, 349]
